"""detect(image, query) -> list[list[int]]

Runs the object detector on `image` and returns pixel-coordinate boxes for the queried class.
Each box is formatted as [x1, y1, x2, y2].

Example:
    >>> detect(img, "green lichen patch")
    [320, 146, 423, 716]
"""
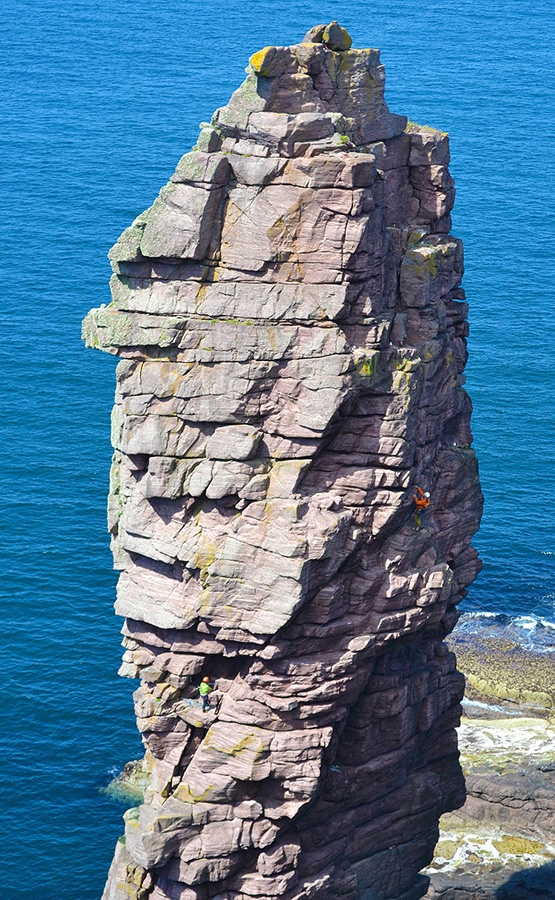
[492, 836, 547, 856]
[434, 840, 458, 860]
[354, 349, 380, 385]
[405, 120, 448, 137]
[449, 632, 555, 711]
[426, 822, 555, 877]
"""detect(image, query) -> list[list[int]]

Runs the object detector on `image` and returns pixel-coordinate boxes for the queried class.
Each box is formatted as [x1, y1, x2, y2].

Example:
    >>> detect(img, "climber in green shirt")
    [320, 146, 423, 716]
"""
[199, 676, 213, 712]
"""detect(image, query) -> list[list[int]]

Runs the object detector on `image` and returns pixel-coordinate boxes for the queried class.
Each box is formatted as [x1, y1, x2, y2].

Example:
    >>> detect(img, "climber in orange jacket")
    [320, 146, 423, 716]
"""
[413, 486, 430, 529]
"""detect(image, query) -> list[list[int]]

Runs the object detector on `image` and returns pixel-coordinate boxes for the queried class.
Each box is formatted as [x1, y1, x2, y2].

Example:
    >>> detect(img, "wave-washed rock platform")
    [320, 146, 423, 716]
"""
[84, 22, 483, 900]
[424, 617, 555, 899]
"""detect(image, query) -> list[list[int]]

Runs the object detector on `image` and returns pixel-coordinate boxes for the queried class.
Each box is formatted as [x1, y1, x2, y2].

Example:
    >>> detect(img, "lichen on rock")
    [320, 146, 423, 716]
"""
[424, 710, 555, 899]
[85, 24, 483, 900]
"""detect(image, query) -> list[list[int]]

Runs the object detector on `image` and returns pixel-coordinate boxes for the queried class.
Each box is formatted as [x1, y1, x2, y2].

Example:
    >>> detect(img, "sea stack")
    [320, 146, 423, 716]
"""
[84, 23, 483, 900]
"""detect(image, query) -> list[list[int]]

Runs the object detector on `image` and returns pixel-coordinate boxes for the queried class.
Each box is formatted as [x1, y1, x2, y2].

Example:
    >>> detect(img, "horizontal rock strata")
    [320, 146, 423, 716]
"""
[84, 23, 483, 900]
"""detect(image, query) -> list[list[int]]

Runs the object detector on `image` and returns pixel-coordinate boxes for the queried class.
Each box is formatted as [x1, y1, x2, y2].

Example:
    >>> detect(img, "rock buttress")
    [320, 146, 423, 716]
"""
[84, 24, 483, 900]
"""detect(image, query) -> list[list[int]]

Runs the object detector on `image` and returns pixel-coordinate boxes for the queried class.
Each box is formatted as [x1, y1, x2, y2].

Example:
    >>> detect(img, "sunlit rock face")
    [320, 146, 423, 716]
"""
[84, 22, 483, 900]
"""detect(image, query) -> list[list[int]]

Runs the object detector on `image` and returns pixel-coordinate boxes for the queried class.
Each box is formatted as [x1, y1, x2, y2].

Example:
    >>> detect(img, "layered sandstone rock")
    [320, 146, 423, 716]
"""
[84, 23, 483, 900]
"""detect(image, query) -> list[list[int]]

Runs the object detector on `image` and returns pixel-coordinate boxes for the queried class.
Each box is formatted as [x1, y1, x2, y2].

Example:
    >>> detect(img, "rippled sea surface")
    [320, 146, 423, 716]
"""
[1, 0, 554, 896]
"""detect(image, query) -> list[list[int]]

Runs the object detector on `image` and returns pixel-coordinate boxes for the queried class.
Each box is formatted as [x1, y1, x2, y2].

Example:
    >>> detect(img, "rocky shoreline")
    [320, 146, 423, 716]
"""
[449, 616, 555, 712]
[423, 617, 555, 899]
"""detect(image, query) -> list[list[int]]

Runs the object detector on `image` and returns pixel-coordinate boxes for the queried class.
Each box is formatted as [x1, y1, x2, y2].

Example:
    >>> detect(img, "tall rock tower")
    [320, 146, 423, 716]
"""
[84, 23, 482, 900]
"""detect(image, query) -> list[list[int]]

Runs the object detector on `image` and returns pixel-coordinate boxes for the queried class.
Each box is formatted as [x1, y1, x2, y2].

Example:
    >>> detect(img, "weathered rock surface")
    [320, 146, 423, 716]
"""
[424, 711, 555, 900]
[449, 625, 555, 712]
[423, 627, 555, 899]
[84, 24, 482, 900]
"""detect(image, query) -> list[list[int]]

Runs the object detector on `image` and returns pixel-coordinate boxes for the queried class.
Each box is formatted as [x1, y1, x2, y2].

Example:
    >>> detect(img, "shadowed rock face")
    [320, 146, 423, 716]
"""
[84, 23, 483, 900]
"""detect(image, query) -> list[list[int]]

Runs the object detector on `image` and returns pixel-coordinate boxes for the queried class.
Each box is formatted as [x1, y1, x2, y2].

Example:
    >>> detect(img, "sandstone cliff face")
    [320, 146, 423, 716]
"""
[84, 24, 483, 900]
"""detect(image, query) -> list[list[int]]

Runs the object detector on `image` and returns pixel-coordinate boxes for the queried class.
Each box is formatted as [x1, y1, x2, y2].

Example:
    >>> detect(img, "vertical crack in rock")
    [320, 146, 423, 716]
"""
[84, 23, 483, 900]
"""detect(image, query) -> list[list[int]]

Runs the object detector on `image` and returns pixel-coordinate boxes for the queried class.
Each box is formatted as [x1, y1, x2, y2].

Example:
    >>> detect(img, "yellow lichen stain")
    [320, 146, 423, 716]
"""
[408, 229, 428, 247]
[204, 725, 271, 767]
[355, 350, 380, 383]
[249, 46, 274, 76]
[115, 883, 141, 900]
[412, 251, 439, 280]
[391, 370, 413, 393]
[195, 282, 209, 313]
[190, 527, 218, 575]
[392, 356, 419, 373]
[206, 727, 256, 756]
[174, 782, 220, 804]
[356, 357, 376, 378]
[267, 324, 279, 353]
[123, 806, 141, 822]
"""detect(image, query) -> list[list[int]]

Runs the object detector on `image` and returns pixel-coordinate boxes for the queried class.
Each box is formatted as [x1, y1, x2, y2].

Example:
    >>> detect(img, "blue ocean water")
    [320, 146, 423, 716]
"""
[1, 0, 554, 896]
